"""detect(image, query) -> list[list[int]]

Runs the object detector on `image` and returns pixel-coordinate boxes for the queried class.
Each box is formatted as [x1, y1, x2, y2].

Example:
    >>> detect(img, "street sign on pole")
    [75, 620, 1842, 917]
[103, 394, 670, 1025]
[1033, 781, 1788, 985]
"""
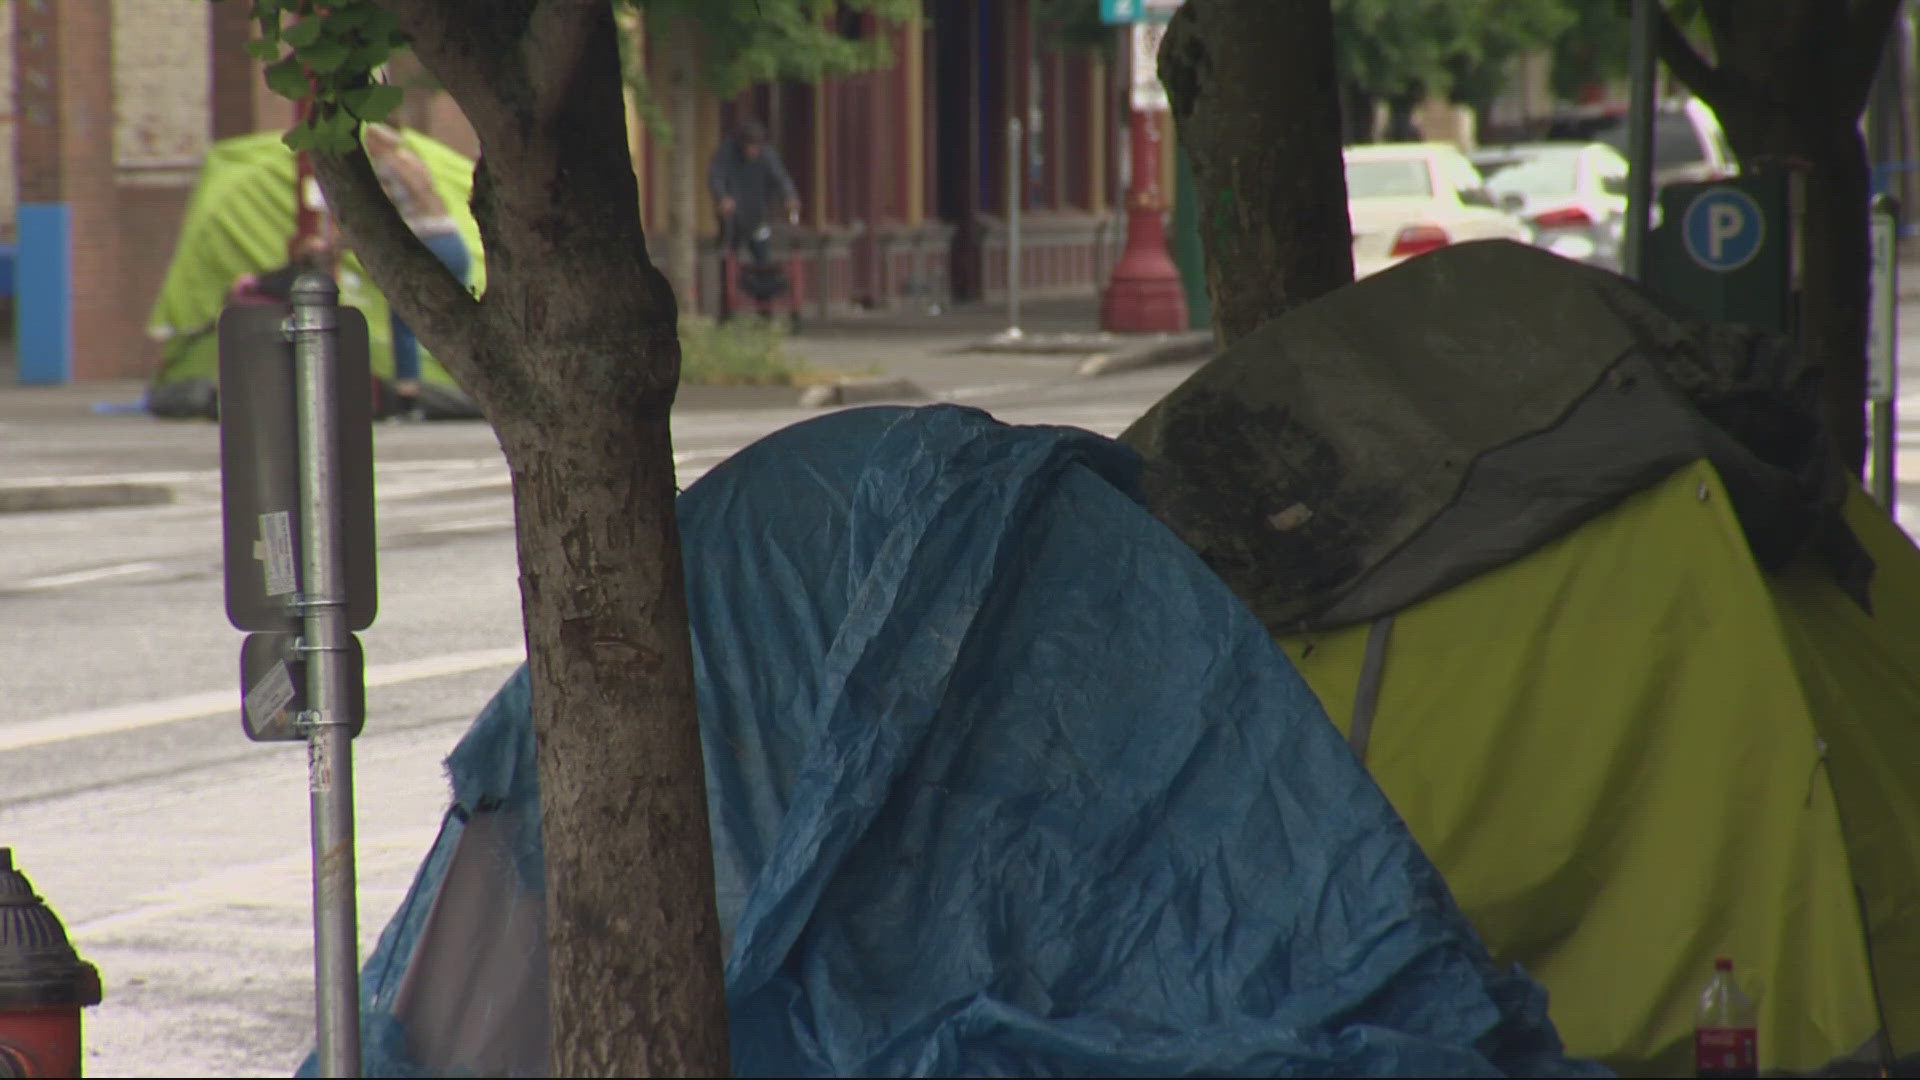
[217, 302, 377, 633]
[1681, 188, 1767, 272]
[217, 276, 373, 1078]
[240, 631, 366, 742]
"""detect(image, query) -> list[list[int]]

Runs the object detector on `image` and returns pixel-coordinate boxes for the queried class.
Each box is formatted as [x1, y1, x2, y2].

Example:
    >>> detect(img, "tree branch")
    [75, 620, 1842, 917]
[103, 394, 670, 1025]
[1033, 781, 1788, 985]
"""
[381, 0, 528, 152]
[310, 146, 485, 386]
[1839, 0, 1904, 116]
[1655, 5, 1740, 115]
[523, 0, 605, 121]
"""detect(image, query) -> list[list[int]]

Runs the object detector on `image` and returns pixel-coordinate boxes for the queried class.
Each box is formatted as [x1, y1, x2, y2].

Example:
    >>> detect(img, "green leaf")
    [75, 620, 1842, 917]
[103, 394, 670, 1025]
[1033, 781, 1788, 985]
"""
[299, 39, 353, 73]
[347, 42, 396, 73]
[361, 6, 401, 41]
[341, 84, 404, 121]
[254, 0, 283, 40]
[282, 124, 316, 153]
[245, 39, 282, 62]
[282, 17, 324, 49]
[323, 5, 371, 33]
[314, 110, 362, 155]
[264, 56, 311, 100]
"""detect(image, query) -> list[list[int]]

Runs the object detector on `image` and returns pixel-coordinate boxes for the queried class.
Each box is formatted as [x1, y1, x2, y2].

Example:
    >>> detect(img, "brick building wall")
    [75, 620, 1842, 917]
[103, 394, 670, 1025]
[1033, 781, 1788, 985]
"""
[114, 0, 211, 381]
[0, 2, 15, 245]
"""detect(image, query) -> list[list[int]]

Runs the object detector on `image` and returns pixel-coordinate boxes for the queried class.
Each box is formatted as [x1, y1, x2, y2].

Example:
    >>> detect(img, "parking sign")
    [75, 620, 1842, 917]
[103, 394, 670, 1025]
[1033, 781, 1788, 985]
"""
[1682, 188, 1766, 272]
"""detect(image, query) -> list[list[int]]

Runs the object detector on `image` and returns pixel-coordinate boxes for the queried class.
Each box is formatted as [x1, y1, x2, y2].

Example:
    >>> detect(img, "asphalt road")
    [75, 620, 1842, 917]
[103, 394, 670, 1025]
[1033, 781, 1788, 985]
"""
[0, 367, 1194, 1078]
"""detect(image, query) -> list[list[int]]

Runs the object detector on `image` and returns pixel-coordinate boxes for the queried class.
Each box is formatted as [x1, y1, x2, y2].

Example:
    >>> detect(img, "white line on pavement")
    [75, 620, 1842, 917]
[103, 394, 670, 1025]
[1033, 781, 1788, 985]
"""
[0, 646, 524, 753]
[12, 561, 168, 590]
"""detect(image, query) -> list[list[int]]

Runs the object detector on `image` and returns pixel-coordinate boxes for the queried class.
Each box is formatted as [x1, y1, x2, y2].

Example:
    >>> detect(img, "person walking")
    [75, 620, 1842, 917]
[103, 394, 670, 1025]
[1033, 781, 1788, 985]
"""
[708, 118, 800, 318]
[364, 122, 471, 419]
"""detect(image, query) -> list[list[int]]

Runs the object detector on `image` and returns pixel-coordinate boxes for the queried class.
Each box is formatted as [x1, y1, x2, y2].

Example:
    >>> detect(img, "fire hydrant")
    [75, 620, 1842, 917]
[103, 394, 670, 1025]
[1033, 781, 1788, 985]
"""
[0, 849, 101, 1078]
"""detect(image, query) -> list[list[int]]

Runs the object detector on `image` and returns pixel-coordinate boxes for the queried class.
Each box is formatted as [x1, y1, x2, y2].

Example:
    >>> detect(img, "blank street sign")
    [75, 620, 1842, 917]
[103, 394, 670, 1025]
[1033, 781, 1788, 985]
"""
[217, 302, 378, 632]
[240, 631, 366, 741]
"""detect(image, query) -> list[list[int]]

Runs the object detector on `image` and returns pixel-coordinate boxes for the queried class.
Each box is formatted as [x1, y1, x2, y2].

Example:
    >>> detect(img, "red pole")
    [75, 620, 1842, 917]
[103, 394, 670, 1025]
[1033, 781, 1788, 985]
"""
[1099, 27, 1187, 333]
[289, 66, 336, 272]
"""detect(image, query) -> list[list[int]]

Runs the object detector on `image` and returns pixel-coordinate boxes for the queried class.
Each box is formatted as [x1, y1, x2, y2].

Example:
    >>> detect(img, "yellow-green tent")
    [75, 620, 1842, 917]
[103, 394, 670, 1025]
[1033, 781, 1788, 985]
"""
[144, 128, 484, 417]
[1123, 240, 1920, 1076]
[1279, 464, 1920, 1076]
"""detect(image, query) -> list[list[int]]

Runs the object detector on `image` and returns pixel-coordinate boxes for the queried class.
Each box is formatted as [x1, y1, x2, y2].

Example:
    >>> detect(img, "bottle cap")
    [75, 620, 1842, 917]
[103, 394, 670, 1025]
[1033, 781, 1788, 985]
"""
[1714, 957, 1733, 972]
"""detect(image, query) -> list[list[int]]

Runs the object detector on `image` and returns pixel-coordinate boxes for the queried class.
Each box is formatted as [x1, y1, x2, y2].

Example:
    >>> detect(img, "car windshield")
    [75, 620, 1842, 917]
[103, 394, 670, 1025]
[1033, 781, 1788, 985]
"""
[1597, 114, 1707, 167]
[1345, 158, 1432, 198]
[1486, 151, 1582, 197]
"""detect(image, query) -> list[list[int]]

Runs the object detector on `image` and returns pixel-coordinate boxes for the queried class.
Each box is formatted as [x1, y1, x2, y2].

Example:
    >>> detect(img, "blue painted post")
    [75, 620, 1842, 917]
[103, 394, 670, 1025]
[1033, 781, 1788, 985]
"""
[16, 204, 72, 386]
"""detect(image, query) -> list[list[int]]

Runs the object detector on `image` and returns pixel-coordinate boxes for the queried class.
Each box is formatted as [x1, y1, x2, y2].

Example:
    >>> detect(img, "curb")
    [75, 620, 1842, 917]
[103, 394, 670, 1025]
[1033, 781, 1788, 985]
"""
[0, 480, 174, 515]
[798, 377, 930, 409]
[1077, 335, 1216, 378]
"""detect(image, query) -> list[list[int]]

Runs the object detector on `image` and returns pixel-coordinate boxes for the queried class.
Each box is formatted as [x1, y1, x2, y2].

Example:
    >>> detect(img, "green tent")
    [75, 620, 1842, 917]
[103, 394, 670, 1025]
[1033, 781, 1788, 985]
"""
[145, 128, 484, 418]
[1124, 240, 1920, 1076]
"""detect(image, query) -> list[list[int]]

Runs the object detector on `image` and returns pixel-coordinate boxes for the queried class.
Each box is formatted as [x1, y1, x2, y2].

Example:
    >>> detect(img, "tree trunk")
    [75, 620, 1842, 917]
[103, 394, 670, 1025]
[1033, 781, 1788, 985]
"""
[1659, 0, 1901, 477]
[659, 13, 703, 316]
[498, 402, 729, 1076]
[1158, 0, 1353, 348]
[310, 2, 731, 1074]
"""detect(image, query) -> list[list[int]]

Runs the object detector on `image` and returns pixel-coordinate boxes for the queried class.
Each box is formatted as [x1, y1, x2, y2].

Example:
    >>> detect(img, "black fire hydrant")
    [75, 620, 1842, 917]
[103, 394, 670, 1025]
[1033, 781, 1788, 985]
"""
[0, 849, 101, 1077]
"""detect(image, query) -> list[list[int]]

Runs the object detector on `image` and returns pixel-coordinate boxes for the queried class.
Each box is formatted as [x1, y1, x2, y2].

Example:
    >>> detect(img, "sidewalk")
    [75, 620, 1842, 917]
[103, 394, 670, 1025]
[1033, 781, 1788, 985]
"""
[0, 293, 1205, 423]
[0, 291, 1209, 512]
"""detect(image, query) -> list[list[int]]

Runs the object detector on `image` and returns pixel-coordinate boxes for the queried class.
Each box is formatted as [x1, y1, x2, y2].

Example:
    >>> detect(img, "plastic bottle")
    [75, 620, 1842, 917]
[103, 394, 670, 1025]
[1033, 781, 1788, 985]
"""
[1695, 957, 1758, 1078]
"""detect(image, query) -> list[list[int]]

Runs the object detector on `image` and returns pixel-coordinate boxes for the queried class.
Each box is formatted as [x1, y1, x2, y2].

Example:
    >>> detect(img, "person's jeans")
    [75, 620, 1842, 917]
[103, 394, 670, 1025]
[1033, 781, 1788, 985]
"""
[391, 230, 472, 386]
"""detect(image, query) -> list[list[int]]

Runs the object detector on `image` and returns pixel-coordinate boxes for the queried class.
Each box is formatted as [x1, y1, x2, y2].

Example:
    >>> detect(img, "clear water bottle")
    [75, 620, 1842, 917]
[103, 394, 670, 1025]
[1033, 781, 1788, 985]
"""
[1695, 957, 1758, 1078]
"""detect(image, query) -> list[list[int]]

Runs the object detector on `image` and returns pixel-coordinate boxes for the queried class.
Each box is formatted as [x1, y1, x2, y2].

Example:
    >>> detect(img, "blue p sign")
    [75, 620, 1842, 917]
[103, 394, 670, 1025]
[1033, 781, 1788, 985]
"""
[1682, 188, 1765, 272]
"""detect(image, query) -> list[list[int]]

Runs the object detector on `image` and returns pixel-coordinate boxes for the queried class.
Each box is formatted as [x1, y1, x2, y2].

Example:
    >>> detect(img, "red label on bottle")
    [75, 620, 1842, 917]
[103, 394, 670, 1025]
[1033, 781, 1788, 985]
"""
[1695, 1026, 1757, 1077]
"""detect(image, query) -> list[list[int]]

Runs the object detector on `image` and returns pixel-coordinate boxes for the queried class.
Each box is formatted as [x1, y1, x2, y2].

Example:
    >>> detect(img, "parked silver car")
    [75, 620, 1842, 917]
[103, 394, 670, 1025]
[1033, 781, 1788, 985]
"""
[1474, 142, 1631, 271]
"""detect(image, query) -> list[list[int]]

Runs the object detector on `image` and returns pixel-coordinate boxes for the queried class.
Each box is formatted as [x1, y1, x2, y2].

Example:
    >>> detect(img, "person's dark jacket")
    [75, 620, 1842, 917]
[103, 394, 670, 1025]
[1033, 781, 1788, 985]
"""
[708, 135, 799, 234]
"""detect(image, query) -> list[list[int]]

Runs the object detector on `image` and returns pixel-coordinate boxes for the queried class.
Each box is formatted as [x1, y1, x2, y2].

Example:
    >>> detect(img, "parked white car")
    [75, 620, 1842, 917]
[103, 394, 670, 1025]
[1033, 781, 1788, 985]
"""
[1345, 143, 1532, 279]
[1591, 97, 1737, 192]
[1474, 142, 1631, 271]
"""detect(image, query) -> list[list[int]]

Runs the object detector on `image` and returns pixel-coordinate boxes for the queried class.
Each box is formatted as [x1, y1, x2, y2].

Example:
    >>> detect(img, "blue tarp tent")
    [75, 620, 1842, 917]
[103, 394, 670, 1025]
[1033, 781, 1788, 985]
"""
[310, 405, 1606, 1077]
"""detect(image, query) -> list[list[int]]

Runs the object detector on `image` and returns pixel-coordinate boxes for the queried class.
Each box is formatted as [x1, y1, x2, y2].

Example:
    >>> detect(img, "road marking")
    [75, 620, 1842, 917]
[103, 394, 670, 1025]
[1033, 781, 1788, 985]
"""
[12, 561, 167, 591]
[0, 646, 524, 753]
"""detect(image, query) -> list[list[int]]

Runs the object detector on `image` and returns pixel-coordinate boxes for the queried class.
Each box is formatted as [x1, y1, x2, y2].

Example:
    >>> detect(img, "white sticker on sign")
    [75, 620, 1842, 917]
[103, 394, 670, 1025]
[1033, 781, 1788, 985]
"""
[244, 659, 299, 735]
[257, 511, 298, 597]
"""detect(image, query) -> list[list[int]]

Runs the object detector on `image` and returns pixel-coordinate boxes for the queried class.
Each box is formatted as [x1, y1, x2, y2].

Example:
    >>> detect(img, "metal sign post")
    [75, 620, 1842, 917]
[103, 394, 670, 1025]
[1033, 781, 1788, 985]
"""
[1869, 194, 1900, 507]
[1622, 0, 1658, 281]
[218, 275, 376, 1079]
[1003, 117, 1025, 342]
[289, 274, 363, 1080]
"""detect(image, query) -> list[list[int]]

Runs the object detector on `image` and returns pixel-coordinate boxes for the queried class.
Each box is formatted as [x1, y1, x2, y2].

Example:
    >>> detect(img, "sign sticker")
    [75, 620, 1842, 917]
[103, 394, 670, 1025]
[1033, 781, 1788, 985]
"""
[257, 510, 298, 597]
[244, 659, 299, 738]
[308, 738, 333, 794]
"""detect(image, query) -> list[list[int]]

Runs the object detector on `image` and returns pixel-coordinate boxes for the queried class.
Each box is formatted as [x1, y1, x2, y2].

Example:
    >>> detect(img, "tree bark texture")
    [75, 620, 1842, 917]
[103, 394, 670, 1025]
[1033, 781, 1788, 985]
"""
[1659, 0, 1903, 476]
[312, 2, 730, 1074]
[1158, 0, 1354, 349]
